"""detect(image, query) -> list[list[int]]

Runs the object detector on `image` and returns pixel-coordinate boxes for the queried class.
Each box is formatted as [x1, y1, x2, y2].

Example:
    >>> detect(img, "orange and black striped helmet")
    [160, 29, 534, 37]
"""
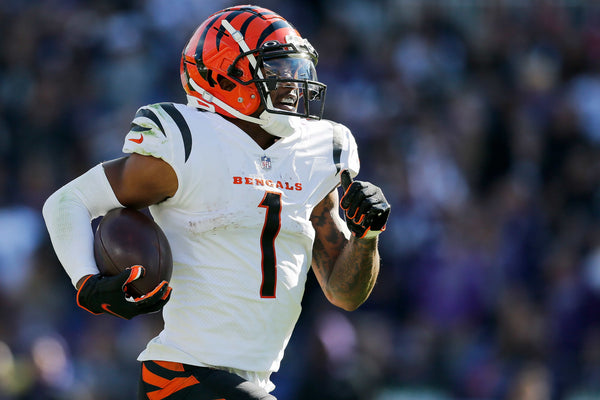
[180, 5, 326, 121]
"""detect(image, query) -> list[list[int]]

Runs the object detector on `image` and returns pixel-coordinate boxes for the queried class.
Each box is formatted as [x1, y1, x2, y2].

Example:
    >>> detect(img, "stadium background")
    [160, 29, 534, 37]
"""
[2, 0, 600, 399]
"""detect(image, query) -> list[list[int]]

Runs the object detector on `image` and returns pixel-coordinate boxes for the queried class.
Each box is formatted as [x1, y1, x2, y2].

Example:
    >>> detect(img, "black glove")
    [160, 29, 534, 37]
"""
[76, 265, 172, 320]
[340, 170, 391, 239]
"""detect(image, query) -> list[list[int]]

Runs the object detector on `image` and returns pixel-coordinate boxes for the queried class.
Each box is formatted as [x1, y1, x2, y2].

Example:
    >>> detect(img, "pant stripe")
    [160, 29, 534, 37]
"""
[142, 363, 200, 400]
[154, 360, 186, 372]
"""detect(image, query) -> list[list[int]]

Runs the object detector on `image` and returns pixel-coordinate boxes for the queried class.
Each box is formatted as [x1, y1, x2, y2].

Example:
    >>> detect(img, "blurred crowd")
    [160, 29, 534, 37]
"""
[2, 0, 600, 399]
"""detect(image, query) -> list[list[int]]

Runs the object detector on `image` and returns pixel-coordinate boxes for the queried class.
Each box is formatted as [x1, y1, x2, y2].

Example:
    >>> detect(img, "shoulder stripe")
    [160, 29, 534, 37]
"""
[130, 123, 152, 132]
[332, 124, 344, 174]
[159, 103, 192, 163]
[135, 108, 166, 137]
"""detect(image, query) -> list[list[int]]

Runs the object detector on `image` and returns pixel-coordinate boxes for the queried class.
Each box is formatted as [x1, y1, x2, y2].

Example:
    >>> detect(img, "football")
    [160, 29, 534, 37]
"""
[93, 208, 173, 298]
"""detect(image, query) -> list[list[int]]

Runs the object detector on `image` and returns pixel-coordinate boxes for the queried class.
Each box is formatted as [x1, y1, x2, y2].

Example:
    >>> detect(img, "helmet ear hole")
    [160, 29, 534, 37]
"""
[217, 75, 236, 92]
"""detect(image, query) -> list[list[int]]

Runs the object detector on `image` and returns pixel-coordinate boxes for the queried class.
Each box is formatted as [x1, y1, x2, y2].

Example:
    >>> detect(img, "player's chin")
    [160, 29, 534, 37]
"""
[273, 104, 298, 112]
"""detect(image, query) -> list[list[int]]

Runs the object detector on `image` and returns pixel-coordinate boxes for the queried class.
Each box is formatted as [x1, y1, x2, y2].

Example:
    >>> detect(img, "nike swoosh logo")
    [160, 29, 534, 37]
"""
[101, 303, 127, 319]
[128, 134, 144, 144]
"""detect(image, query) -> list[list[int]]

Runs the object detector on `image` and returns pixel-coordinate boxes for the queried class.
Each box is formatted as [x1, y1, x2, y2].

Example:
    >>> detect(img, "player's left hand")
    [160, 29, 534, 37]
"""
[340, 170, 390, 239]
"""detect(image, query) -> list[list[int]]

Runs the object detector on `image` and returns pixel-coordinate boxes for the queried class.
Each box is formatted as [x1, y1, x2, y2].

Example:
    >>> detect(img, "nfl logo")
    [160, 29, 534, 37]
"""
[261, 155, 272, 169]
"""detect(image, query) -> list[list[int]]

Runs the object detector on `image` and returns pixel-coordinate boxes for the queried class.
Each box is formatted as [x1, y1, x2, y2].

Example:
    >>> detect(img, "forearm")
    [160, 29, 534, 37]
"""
[43, 189, 99, 287]
[42, 164, 122, 287]
[319, 235, 380, 311]
[311, 178, 389, 312]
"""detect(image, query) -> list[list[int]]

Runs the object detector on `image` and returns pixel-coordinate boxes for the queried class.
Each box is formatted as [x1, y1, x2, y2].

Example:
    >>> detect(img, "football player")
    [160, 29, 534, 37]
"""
[43, 5, 390, 399]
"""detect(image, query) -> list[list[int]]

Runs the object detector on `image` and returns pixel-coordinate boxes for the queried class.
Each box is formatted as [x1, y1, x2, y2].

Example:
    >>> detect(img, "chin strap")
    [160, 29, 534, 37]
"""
[257, 111, 299, 138]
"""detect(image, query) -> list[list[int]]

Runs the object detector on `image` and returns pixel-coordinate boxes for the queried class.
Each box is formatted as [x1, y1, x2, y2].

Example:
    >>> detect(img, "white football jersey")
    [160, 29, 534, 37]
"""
[121, 103, 359, 379]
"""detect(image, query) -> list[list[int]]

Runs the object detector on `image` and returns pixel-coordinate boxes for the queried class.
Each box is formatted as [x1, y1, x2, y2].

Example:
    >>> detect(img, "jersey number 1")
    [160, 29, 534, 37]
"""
[258, 192, 282, 298]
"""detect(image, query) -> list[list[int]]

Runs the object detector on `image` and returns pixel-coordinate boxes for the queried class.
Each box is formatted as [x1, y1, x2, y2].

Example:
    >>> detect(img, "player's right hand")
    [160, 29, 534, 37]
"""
[76, 265, 172, 320]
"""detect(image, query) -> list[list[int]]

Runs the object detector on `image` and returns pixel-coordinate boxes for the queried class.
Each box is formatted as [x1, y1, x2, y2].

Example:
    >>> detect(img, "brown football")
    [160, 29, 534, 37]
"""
[93, 208, 173, 297]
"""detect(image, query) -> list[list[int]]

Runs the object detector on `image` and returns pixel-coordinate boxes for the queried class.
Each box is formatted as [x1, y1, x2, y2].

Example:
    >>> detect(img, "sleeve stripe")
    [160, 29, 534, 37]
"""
[130, 123, 152, 132]
[160, 103, 192, 163]
[135, 108, 166, 137]
[332, 123, 344, 174]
